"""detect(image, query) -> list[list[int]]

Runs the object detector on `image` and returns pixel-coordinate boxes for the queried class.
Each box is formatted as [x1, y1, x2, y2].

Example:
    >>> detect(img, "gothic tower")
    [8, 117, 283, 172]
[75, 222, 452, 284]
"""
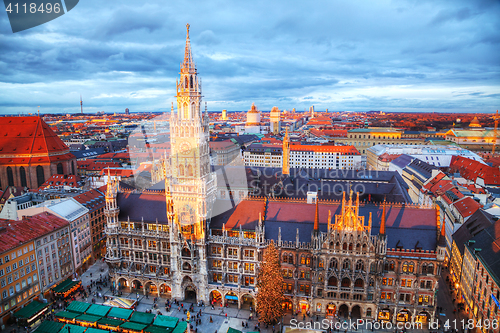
[282, 128, 290, 176]
[166, 24, 216, 303]
[104, 171, 120, 262]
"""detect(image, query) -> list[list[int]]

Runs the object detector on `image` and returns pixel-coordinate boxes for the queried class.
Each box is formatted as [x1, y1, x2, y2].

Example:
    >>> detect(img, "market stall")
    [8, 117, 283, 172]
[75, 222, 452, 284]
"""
[107, 306, 133, 320]
[74, 314, 103, 328]
[52, 279, 82, 298]
[119, 321, 147, 333]
[129, 311, 156, 326]
[66, 301, 91, 314]
[85, 304, 112, 317]
[55, 311, 80, 324]
[13, 300, 50, 328]
[33, 321, 64, 333]
[96, 317, 124, 331]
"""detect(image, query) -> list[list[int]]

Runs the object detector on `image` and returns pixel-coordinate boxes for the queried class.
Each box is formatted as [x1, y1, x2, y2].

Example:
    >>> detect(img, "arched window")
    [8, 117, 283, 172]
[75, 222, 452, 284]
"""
[57, 163, 63, 174]
[179, 164, 185, 176]
[184, 77, 188, 88]
[402, 262, 408, 273]
[289, 254, 293, 264]
[19, 167, 27, 188]
[369, 278, 375, 287]
[389, 261, 395, 271]
[408, 262, 415, 273]
[183, 103, 189, 119]
[36, 165, 44, 187]
[355, 260, 364, 271]
[370, 263, 377, 273]
[342, 243, 347, 251]
[190, 76, 193, 88]
[348, 243, 353, 251]
[191, 103, 196, 119]
[354, 278, 364, 288]
[366, 308, 372, 317]
[342, 259, 350, 270]
[427, 264, 434, 275]
[341, 277, 350, 287]
[328, 276, 337, 286]
[187, 165, 193, 177]
[7, 166, 14, 186]
[71, 161, 75, 175]
[282, 253, 288, 263]
[329, 259, 338, 270]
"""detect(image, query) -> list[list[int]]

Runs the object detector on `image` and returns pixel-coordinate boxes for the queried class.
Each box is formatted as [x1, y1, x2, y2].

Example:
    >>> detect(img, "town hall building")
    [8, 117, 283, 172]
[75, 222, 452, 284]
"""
[105, 25, 445, 325]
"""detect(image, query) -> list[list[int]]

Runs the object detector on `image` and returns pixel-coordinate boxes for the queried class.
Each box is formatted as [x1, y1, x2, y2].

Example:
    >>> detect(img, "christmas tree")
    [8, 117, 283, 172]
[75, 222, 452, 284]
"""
[256, 241, 284, 324]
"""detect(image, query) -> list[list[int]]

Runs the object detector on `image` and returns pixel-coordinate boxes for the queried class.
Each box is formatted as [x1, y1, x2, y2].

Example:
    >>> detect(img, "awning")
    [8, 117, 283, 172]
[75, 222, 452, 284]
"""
[52, 279, 80, 295]
[145, 326, 173, 333]
[153, 315, 178, 328]
[83, 328, 108, 333]
[85, 304, 112, 317]
[55, 311, 80, 320]
[107, 306, 133, 320]
[227, 328, 242, 333]
[119, 321, 147, 332]
[75, 314, 102, 323]
[129, 311, 156, 325]
[13, 301, 49, 321]
[97, 317, 124, 328]
[33, 321, 64, 333]
[225, 295, 238, 300]
[66, 301, 90, 314]
[59, 324, 87, 333]
[172, 321, 187, 333]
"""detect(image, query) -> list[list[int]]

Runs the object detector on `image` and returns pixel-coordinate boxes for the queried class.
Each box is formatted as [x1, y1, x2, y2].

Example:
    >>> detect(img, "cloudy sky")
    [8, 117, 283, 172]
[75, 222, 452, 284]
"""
[0, 0, 499, 115]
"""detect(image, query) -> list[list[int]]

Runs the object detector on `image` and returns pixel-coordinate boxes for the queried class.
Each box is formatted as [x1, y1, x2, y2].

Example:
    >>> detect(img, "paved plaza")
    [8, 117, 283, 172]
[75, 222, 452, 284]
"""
[7, 261, 465, 333]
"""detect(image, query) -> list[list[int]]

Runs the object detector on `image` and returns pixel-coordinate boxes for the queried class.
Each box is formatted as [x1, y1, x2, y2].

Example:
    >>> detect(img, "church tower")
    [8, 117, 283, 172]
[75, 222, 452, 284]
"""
[166, 24, 216, 303]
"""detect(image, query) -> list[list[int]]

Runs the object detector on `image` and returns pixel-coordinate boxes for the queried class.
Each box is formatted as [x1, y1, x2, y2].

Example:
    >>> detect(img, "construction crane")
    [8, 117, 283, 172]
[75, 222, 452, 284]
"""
[493, 110, 499, 155]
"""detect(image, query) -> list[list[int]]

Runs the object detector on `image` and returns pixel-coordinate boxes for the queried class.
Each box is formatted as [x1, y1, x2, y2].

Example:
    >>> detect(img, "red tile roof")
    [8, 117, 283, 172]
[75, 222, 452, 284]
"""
[77, 160, 122, 171]
[290, 144, 360, 154]
[73, 189, 105, 211]
[0, 117, 71, 165]
[0, 212, 69, 254]
[453, 197, 481, 219]
[41, 174, 81, 188]
[450, 155, 500, 185]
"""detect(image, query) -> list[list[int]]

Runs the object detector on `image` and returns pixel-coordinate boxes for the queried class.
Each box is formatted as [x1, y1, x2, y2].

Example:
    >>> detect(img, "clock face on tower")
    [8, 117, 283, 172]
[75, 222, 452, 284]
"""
[179, 141, 192, 155]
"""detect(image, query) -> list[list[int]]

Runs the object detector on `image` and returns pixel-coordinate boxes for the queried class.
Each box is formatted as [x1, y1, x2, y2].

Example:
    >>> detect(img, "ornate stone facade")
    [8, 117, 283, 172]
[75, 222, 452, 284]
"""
[104, 25, 444, 325]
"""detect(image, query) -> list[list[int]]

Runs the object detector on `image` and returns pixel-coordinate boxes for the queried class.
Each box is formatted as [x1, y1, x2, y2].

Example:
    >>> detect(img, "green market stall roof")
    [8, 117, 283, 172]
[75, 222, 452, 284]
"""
[66, 301, 90, 314]
[145, 326, 173, 333]
[153, 315, 178, 328]
[172, 321, 187, 333]
[75, 314, 102, 323]
[227, 328, 242, 333]
[13, 301, 49, 319]
[97, 317, 124, 328]
[85, 304, 112, 317]
[129, 311, 156, 325]
[33, 321, 64, 333]
[59, 324, 87, 333]
[55, 311, 80, 319]
[119, 321, 148, 332]
[52, 279, 80, 295]
[107, 306, 133, 320]
[83, 328, 109, 333]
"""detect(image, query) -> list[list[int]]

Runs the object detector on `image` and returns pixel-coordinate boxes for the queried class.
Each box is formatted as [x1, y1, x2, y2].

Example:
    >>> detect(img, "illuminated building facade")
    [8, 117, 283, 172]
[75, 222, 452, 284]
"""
[104, 25, 445, 325]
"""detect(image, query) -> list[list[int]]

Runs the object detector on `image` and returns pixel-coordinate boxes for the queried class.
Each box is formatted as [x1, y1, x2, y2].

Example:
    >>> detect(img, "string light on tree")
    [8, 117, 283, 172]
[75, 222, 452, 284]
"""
[256, 241, 284, 324]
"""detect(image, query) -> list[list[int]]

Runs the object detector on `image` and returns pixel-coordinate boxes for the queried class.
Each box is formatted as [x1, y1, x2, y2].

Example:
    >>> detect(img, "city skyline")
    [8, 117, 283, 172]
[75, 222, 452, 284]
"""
[0, 0, 499, 115]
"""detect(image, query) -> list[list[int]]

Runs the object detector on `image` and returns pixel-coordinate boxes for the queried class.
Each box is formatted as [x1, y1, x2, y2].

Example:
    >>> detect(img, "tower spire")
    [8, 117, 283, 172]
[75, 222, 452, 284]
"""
[313, 198, 319, 233]
[380, 198, 386, 236]
[282, 127, 290, 176]
[182, 23, 195, 70]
